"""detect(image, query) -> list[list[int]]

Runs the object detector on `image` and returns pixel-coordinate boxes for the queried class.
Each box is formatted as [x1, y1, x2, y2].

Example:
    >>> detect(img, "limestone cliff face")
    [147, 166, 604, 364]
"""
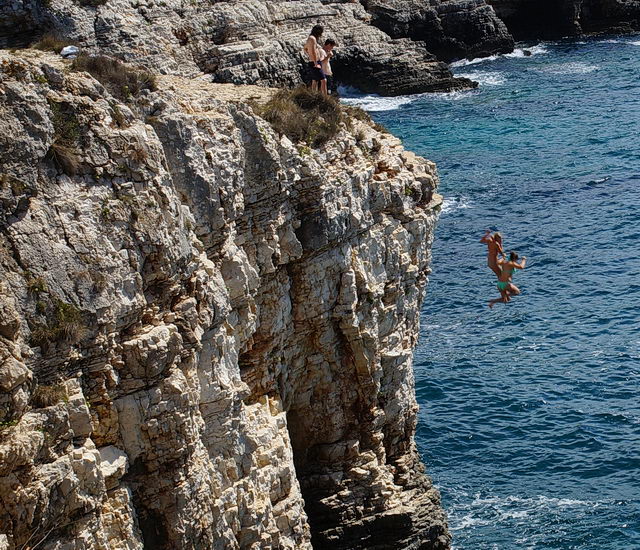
[0, 0, 475, 96]
[488, 0, 640, 38]
[363, 0, 514, 61]
[0, 50, 448, 550]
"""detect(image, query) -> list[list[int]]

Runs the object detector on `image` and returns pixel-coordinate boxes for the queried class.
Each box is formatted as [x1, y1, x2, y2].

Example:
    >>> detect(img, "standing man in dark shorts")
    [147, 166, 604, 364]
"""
[304, 25, 326, 92]
[321, 39, 337, 95]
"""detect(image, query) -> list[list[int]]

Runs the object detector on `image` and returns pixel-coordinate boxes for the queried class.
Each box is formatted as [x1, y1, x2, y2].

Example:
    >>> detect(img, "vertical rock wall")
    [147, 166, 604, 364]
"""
[0, 51, 448, 549]
[363, 0, 514, 61]
[487, 0, 640, 37]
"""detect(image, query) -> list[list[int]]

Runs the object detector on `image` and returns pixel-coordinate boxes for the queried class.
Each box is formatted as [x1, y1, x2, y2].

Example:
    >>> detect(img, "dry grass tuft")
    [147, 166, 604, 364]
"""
[31, 33, 73, 53]
[46, 100, 82, 175]
[71, 53, 157, 101]
[47, 142, 81, 176]
[253, 87, 345, 148]
[31, 384, 67, 409]
[30, 299, 85, 349]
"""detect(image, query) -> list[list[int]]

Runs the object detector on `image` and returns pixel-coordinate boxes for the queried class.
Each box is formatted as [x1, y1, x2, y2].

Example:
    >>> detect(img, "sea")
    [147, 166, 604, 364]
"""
[344, 36, 640, 549]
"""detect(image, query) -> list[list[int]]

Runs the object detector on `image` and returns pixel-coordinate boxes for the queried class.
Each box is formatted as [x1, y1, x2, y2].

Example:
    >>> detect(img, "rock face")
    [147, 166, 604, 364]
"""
[0, 0, 474, 96]
[363, 0, 514, 61]
[0, 50, 449, 550]
[487, 0, 640, 38]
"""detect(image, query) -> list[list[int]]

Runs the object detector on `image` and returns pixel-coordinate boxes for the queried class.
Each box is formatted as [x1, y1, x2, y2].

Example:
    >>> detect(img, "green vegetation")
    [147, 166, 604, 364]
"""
[343, 104, 391, 134]
[253, 88, 391, 149]
[30, 299, 84, 348]
[342, 104, 371, 123]
[31, 33, 73, 54]
[0, 419, 18, 431]
[252, 87, 345, 148]
[373, 121, 391, 135]
[110, 102, 126, 127]
[31, 384, 67, 408]
[26, 273, 48, 294]
[47, 100, 82, 176]
[71, 53, 157, 101]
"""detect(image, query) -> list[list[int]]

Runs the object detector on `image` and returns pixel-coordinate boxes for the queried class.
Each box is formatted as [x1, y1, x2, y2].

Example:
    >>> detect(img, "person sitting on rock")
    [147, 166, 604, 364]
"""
[321, 39, 337, 95]
[304, 25, 326, 92]
[488, 251, 526, 309]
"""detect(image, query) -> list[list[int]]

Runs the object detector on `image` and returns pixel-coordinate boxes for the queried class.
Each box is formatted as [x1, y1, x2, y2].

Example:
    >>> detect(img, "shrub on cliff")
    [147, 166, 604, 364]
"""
[71, 54, 156, 101]
[31, 33, 73, 54]
[254, 87, 344, 148]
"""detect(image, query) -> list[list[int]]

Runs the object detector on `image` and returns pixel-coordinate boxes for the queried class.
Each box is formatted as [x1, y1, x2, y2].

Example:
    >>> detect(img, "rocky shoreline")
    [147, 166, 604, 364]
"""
[2, 1, 637, 99]
[2, 2, 639, 549]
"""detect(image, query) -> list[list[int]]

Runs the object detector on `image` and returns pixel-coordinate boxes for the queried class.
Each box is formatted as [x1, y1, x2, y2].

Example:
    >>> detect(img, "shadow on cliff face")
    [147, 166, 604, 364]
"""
[488, 0, 583, 39]
[487, 0, 640, 39]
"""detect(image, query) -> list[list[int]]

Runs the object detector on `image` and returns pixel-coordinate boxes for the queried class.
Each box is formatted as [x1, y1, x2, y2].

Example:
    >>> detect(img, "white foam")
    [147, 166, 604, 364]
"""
[456, 71, 506, 86]
[430, 89, 478, 102]
[629, 40, 640, 46]
[441, 196, 472, 214]
[340, 86, 476, 111]
[540, 62, 598, 75]
[340, 94, 414, 112]
[451, 45, 549, 67]
[468, 494, 597, 509]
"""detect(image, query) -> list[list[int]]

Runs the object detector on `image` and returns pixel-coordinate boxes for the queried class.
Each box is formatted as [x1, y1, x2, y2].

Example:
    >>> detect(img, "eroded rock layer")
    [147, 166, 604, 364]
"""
[0, 51, 448, 550]
[0, 0, 475, 96]
[363, 0, 514, 61]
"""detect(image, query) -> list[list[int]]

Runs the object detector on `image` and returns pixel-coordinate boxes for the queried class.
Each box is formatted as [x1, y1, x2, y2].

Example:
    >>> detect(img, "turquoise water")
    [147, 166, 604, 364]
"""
[347, 36, 640, 549]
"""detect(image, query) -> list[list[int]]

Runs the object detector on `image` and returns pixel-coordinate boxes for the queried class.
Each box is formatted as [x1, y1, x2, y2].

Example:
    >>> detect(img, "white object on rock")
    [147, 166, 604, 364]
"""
[60, 45, 80, 59]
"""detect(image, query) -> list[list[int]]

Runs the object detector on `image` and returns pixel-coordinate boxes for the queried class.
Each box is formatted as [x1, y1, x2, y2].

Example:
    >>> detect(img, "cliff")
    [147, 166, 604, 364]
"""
[0, 50, 448, 550]
[488, 0, 640, 38]
[0, 0, 481, 96]
[363, 0, 514, 62]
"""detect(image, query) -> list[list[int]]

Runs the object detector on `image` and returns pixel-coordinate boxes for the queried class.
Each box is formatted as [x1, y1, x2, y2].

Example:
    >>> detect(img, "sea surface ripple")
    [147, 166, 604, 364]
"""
[365, 37, 640, 549]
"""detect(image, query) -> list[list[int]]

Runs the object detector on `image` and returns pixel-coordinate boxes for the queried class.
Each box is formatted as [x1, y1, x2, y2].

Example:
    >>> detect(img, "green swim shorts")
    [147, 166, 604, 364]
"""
[497, 281, 509, 291]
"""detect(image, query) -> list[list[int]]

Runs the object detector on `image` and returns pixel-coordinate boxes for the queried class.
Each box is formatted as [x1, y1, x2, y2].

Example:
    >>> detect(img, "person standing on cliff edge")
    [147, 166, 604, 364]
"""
[304, 25, 326, 93]
[321, 38, 337, 95]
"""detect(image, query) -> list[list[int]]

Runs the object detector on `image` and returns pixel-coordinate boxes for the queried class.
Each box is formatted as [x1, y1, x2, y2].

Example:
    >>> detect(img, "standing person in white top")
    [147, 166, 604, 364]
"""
[304, 25, 326, 92]
[321, 39, 337, 95]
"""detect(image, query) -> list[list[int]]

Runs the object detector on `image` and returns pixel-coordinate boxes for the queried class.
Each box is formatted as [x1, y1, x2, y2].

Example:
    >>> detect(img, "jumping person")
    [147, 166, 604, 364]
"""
[304, 25, 326, 92]
[480, 230, 504, 277]
[488, 251, 526, 309]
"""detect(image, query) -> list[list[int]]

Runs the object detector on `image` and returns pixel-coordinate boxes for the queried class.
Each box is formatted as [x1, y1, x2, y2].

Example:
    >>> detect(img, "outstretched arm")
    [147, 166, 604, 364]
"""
[480, 229, 491, 243]
[515, 257, 527, 269]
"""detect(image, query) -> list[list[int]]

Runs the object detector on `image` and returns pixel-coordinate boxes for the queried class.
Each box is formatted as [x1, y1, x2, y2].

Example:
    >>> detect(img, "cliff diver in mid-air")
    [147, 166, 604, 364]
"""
[488, 251, 527, 309]
[481, 230, 527, 308]
[480, 229, 503, 277]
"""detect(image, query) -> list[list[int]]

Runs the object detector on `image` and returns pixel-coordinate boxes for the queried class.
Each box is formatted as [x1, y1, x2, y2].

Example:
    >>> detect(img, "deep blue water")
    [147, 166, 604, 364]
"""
[347, 36, 640, 549]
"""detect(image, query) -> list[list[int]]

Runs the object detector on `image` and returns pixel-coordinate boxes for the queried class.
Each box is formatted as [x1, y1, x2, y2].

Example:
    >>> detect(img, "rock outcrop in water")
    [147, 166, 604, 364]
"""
[0, 0, 478, 96]
[0, 50, 449, 550]
[362, 0, 515, 61]
[487, 0, 640, 38]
